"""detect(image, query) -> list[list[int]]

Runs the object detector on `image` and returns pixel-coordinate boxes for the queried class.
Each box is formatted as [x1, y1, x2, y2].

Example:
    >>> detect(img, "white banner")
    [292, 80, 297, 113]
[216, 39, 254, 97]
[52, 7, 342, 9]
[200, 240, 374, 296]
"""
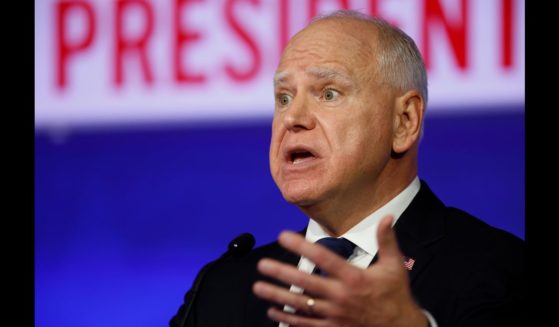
[35, 0, 525, 128]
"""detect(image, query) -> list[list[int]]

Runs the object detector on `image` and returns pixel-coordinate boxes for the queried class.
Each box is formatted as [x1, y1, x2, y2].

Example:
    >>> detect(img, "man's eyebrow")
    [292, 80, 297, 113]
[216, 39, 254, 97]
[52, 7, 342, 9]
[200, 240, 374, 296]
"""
[305, 67, 352, 84]
[273, 71, 289, 87]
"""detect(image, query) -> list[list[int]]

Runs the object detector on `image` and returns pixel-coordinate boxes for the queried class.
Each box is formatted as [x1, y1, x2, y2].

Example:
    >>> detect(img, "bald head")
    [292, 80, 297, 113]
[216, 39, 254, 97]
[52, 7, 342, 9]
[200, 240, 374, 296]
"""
[280, 10, 428, 105]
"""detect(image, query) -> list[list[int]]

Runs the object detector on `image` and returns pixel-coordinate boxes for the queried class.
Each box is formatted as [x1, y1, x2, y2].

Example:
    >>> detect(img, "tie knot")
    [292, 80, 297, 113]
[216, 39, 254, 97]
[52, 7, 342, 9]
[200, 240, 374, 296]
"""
[315, 237, 356, 260]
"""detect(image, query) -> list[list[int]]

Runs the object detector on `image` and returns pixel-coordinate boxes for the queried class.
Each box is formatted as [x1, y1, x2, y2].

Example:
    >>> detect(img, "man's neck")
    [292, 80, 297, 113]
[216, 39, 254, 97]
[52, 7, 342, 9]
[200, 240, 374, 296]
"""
[301, 174, 417, 236]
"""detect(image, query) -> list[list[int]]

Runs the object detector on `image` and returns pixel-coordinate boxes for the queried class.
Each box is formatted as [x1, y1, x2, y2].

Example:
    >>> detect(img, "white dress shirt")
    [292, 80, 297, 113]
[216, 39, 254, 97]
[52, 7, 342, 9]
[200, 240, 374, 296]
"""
[279, 177, 438, 327]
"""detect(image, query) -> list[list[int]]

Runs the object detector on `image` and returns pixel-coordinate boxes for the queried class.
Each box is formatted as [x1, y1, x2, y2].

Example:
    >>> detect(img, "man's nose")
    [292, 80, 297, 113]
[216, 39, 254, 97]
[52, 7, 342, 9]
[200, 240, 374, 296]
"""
[282, 96, 316, 132]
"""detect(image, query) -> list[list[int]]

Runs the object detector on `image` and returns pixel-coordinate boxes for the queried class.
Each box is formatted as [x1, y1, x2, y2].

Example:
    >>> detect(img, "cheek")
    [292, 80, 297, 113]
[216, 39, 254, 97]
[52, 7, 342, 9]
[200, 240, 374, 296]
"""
[334, 116, 391, 162]
[269, 118, 280, 147]
[269, 121, 283, 169]
[331, 116, 375, 150]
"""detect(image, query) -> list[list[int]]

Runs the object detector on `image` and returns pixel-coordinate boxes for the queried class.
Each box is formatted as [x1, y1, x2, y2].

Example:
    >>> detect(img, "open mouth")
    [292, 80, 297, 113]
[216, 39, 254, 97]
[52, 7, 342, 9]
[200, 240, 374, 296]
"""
[289, 150, 316, 164]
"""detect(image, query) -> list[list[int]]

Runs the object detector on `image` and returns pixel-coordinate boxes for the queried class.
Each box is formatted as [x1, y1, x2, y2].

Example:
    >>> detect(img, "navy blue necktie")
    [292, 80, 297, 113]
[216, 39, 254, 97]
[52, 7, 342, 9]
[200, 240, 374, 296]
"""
[313, 237, 356, 276]
[294, 238, 357, 316]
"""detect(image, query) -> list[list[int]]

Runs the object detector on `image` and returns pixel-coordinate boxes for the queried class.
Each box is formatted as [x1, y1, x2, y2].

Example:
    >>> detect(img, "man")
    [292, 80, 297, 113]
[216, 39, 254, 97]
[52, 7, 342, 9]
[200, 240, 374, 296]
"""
[171, 10, 524, 327]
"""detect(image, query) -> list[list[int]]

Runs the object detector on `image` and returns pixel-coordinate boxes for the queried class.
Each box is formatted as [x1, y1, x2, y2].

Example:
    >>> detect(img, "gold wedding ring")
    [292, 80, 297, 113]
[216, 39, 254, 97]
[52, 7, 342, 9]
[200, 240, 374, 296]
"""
[306, 297, 316, 308]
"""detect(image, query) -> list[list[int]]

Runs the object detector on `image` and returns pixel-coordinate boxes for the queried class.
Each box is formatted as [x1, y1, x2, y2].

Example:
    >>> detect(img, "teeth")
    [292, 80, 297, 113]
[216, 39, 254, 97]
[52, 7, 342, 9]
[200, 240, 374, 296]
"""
[289, 149, 315, 164]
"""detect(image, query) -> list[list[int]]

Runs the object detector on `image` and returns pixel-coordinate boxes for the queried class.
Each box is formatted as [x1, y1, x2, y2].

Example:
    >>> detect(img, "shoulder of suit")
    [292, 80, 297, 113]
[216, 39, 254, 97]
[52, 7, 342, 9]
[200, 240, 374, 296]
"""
[443, 206, 524, 256]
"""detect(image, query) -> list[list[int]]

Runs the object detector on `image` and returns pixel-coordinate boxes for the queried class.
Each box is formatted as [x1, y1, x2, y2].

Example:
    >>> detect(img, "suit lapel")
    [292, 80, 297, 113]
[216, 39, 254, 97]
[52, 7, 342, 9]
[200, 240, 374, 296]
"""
[370, 181, 446, 284]
[250, 237, 301, 327]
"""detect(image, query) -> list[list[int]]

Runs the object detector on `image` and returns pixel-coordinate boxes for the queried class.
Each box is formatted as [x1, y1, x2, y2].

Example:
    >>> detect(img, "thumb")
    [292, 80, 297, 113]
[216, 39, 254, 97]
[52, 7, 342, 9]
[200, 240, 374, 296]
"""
[377, 215, 403, 265]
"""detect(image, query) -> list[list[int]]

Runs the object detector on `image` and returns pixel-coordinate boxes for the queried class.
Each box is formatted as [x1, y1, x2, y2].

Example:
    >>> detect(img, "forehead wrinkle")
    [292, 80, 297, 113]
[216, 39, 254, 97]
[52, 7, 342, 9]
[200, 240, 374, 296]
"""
[275, 22, 378, 90]
[278, 41, 375, 86]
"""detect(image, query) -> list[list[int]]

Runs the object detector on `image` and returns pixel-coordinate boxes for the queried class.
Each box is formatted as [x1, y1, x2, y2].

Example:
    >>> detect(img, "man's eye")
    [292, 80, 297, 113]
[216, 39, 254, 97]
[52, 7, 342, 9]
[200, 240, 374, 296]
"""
[323, 89, 339, 101]
[278, 94, 292, 106]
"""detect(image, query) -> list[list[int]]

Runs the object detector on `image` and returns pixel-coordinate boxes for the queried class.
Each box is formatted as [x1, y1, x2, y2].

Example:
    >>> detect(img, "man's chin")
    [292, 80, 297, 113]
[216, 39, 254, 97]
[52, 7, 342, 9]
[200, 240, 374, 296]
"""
[277, 176, 328, 205]
[283, 195, 316, 207]
[280, 186, 319, 207]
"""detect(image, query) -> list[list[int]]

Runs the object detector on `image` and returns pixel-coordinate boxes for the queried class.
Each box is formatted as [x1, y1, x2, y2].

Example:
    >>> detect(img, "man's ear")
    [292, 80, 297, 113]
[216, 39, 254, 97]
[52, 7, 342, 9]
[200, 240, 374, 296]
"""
[392, 90, 424, 154]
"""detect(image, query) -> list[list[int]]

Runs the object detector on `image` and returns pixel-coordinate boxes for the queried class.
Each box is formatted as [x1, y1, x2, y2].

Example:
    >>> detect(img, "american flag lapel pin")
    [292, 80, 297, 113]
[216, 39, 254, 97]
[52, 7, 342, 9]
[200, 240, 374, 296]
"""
[403, 256, 415, 271]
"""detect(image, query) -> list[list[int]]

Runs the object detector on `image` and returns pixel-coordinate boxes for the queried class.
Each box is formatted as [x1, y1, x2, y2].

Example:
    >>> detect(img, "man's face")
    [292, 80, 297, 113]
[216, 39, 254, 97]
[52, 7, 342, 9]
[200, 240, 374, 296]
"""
[269, 20, 398, 208]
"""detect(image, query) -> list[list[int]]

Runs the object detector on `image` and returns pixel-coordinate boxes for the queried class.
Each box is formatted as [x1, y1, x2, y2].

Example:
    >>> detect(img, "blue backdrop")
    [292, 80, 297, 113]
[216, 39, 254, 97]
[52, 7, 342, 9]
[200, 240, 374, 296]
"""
[35, 108, 524, 326]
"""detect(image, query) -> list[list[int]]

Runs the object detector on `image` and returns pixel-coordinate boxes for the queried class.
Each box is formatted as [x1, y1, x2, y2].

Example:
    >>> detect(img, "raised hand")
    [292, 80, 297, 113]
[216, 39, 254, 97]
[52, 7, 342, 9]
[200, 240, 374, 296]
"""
[253, 215, 428, 327]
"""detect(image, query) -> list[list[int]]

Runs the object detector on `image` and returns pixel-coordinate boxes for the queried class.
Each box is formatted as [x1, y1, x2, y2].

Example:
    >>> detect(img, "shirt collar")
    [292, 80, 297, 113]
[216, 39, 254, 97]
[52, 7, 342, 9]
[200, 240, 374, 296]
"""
[306, 177, 421, 257]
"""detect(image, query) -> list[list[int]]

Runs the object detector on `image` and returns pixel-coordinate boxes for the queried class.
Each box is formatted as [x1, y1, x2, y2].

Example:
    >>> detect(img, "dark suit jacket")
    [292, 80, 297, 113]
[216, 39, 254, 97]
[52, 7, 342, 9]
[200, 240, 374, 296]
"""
[170, 181, 525, 327]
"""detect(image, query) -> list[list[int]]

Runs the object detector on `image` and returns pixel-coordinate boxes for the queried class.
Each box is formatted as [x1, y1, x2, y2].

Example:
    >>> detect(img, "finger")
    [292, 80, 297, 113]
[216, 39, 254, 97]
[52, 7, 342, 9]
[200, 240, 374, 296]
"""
[267, 306, 328, 327]
[277, 231, 359, 280]
[256, 258, 342, 299]
[253, 281, 333, 317]
[376, 215, 403, 265]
